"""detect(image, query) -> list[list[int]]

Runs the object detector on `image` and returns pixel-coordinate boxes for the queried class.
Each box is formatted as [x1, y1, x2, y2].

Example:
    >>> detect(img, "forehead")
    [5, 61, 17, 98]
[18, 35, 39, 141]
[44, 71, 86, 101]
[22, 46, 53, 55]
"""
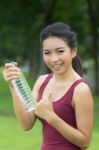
[43, 37, 68, 49]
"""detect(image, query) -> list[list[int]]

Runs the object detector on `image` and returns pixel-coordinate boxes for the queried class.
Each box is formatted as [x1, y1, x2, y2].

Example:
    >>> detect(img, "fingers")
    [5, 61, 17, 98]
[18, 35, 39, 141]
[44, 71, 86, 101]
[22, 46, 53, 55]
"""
[5, 63, 16, 68]
[3, 63, 21, 83]
[43, 91, 52, 103]
[48, 92, 52, 102]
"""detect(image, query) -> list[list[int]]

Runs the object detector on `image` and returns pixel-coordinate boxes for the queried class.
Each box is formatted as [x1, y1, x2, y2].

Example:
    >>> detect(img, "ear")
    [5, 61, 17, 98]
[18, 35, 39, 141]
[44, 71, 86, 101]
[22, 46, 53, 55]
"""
[72, 48, 77, 59]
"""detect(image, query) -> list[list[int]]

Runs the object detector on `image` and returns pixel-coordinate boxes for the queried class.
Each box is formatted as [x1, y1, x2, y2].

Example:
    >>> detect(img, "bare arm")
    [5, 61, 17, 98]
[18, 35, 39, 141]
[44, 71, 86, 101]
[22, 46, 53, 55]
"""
[35, 82, 94, 149]
[9, 85, 36, 131]
[3, 63, 40, 131]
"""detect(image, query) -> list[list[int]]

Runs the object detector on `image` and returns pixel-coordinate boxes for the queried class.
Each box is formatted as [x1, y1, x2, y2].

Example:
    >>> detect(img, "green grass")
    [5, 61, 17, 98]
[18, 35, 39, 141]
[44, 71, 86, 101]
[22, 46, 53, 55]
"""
[0, 68, 99, 150]
[88, 95, 99, 150]
[0, 116, 41, 150]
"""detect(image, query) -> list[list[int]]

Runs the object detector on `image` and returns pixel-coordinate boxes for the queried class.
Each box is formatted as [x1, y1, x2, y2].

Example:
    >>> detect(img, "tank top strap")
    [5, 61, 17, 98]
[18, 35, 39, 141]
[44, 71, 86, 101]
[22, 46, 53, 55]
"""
[67, 79, 86, 100]
[72, 79, 85, 88]
[37, 73, 53, 101]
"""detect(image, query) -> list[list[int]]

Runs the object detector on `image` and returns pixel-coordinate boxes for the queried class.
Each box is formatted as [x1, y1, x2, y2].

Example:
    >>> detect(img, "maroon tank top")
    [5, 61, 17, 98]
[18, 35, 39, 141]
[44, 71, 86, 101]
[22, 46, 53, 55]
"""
[37, 74, 85, 150]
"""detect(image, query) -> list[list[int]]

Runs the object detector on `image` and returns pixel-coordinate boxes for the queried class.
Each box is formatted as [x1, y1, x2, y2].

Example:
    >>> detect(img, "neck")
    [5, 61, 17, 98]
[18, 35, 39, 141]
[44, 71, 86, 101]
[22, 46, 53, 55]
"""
[53, 68, 77, 82]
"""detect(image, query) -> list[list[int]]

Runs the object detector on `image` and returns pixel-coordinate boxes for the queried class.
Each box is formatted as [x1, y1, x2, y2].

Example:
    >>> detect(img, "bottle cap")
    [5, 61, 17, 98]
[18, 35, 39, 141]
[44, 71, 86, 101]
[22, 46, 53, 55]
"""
[10, 61, 18, 66]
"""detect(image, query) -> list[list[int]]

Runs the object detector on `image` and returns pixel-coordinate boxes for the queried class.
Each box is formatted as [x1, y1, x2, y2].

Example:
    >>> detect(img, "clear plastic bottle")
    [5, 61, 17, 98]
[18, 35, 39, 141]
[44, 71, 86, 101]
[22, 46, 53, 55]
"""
[10, 62, 36, 112]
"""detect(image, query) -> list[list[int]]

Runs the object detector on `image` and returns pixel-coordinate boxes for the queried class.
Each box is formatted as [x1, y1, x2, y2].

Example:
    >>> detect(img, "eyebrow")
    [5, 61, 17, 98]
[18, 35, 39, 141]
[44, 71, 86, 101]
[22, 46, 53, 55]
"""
[43, 47, 65, 51]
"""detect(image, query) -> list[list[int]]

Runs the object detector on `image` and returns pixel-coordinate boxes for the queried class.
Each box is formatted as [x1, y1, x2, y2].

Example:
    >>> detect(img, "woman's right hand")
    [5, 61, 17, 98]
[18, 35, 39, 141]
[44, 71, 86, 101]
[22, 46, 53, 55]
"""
[3, 63, 21, 86]
[3, 63, 37, 130]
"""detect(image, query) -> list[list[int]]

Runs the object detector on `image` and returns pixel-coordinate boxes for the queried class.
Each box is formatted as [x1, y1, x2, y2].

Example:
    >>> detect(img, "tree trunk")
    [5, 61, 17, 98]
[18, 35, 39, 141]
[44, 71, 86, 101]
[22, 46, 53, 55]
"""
[28, 48, 40, 80]
[86, 0, 99, 95]
[39, 0, 58, 74]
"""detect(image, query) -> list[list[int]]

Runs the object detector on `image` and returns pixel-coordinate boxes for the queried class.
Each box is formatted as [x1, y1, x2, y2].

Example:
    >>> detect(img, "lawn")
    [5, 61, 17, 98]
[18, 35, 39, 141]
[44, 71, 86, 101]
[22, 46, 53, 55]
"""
[88, 95, 99, 150]
[0, 67, 99, 150]
[0, 116, 42, 150]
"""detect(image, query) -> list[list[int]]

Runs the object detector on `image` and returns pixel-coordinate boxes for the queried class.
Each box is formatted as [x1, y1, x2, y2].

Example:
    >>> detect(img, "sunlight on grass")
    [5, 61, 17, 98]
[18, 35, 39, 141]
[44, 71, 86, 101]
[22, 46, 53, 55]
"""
[88, 132, 99, 150]
[0, 117, 41, 150]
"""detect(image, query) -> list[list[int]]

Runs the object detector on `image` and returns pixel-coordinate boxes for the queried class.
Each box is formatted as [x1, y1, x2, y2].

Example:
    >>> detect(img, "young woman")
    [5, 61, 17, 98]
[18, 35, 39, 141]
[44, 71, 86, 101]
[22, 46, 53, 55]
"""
[3, 22, 93, 150]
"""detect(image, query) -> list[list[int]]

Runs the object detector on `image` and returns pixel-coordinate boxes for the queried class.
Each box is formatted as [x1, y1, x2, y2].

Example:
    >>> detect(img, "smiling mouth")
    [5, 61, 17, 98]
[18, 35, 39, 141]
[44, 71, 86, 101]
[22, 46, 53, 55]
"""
[51, 64, 63, 70]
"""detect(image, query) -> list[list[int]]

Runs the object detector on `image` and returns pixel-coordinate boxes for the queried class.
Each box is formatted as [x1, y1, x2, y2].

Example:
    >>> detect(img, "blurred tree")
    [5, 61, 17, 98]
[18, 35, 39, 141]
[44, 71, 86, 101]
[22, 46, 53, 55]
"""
[0, 0, 44, 80]
[38, 0, 58, 75]
[0, 0, 98, 94]
[49, 0, 99, 94]
[85, 0, 99, 94]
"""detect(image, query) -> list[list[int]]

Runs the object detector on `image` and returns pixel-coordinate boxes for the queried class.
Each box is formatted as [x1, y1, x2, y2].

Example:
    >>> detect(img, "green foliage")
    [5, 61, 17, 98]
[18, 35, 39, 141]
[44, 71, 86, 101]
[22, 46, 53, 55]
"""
[0, 0, 99, 94]
[0, 0, 98, 60]
[0, 0, 44, 64]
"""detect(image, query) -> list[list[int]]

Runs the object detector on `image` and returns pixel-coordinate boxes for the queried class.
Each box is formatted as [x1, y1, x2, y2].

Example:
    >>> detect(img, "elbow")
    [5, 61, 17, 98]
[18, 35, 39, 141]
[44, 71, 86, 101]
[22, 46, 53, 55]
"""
[23, 127, 31, 131]
[81, 143, 90, 149]
[21, 124, 33, 131]
[80, 137, 91, 149]
[19, 118, 36, 131]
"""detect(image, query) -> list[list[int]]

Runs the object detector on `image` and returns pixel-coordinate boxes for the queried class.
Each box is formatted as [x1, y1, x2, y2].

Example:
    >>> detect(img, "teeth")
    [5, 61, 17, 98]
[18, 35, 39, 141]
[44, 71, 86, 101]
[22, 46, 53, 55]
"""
[52, 64, 62, 68]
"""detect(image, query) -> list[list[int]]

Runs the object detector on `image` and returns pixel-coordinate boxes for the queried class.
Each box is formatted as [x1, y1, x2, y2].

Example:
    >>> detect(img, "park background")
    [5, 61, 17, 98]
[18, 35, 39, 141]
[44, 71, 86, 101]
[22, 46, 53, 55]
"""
[0, 0, 99, 149]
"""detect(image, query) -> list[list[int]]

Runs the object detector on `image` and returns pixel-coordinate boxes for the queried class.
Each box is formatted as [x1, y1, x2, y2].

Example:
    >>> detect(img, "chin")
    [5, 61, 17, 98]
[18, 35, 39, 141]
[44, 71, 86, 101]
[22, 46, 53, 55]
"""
[53, 70, 66, 75]
[49, 66, 66, 75]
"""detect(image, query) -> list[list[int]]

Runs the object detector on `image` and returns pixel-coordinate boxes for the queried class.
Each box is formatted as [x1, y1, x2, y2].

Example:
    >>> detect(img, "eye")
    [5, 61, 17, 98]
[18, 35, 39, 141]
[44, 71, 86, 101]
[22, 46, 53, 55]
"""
[43, 51, 51, 55]
[57, 49, 64, 53]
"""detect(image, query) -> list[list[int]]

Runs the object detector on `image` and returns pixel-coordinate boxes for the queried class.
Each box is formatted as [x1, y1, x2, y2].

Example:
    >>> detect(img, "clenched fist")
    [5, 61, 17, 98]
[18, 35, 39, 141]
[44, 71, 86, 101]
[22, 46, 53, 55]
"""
[3, 63, 21, 86]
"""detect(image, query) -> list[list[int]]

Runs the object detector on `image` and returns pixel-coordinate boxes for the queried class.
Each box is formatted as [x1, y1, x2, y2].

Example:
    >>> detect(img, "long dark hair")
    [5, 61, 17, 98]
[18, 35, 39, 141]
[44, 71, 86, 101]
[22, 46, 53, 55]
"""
[40, 22, 83, 77]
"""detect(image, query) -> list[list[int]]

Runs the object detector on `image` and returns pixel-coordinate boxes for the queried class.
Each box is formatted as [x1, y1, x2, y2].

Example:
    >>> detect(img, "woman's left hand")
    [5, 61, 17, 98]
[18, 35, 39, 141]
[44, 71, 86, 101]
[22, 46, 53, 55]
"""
[35, 92, 54, 122]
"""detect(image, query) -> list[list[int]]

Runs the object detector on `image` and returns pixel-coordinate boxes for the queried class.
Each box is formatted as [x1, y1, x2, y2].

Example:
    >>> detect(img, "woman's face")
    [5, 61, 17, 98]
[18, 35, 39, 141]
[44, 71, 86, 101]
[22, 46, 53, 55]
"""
[42, 37, 76, 75]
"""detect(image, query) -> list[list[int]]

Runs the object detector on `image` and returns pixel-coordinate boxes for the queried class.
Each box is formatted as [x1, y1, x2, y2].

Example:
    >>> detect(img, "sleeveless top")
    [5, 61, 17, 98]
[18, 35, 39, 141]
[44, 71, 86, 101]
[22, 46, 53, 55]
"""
[37, 74, 85, 150]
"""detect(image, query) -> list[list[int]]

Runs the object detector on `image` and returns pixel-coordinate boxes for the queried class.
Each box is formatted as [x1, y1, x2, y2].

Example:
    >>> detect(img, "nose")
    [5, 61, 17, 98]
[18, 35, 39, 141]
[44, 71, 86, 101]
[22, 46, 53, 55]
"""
[51, 53, 59, 62]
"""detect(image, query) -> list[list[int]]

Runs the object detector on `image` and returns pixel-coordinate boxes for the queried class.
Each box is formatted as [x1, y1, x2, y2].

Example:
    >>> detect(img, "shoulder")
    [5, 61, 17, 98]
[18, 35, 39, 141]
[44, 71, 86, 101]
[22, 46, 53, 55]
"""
[72, 81, 93, 146]
[35, 74, 49, 89]
[74, 81, 92, 96]
[32, 74, 49, 100]
[73, 81, 93, 107]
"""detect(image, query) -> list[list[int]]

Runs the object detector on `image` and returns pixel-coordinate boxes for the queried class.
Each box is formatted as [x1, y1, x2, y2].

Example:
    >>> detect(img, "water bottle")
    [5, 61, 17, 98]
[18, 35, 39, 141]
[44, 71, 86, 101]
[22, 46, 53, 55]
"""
[10, 62, 36, 112]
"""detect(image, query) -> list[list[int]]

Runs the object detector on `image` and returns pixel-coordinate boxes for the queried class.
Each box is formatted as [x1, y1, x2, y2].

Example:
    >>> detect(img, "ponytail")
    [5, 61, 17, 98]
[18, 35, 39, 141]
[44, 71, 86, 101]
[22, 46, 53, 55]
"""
[72, 55, 83, 77]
